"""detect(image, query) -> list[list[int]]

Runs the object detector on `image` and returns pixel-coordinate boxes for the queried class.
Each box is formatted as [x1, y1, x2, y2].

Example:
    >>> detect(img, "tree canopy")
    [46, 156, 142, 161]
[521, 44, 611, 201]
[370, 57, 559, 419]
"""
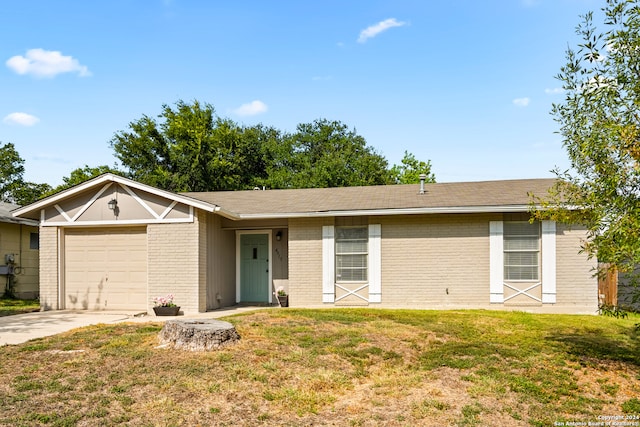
[390, 151, 436, 184]
[532, 0, 640, 289]
[0, 142, 51, 205]
[110, 100, 429, 192]
[5, 100, 436, 206]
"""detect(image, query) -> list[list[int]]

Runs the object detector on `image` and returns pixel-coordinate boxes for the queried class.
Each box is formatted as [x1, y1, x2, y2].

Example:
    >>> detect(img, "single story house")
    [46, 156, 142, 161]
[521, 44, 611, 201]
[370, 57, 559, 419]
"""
[0, 201, 40, 299]
[12, 173, 598, 314]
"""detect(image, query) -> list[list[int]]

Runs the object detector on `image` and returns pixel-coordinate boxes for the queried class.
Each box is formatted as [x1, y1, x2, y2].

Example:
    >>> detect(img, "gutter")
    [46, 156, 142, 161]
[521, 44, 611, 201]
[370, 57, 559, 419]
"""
[215, 204, 539, 221]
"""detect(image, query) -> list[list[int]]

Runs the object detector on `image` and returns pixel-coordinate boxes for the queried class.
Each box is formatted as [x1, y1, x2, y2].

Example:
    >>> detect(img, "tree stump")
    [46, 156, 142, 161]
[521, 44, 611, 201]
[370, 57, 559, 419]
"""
[158, 319, 240, 351]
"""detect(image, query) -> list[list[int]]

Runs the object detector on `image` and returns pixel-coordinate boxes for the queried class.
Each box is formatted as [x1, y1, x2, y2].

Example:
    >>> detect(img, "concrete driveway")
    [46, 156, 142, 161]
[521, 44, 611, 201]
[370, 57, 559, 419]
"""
[0, 306, 268, 346]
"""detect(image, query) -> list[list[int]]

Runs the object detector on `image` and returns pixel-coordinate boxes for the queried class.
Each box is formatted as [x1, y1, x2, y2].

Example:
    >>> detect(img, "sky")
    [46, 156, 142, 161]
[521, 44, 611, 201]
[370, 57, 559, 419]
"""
[1, 0, 606, 187]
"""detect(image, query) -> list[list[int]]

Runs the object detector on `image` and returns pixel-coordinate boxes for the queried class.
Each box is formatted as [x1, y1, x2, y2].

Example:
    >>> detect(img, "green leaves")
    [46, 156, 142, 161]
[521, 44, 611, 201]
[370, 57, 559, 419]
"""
[110, 104, 422, 191]
[534, 0, 640, 288]
[0, 142, 52, 205]
[390, 151, 436, 184]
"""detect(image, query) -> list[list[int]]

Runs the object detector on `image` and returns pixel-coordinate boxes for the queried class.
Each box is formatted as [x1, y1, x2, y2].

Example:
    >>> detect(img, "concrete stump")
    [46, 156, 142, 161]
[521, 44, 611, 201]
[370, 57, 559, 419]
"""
[158, 319, 240, 351]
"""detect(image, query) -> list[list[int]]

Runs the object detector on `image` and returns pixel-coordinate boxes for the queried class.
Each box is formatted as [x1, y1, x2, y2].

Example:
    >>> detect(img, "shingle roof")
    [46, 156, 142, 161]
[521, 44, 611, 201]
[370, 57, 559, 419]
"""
[183, 178, 557, 219]
[0, 202, 39, 226]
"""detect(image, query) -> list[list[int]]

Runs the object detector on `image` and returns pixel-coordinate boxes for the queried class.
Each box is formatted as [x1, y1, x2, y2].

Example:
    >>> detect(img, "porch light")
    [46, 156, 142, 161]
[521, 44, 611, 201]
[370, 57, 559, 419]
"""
[107, 199, 118, 210]
[276, 231, 282, 241]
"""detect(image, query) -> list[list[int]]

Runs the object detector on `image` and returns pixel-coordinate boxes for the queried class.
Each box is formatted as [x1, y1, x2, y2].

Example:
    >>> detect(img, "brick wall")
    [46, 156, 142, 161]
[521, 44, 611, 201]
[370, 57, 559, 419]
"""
[555, 223, 598, 313]
[288, 214, 597, 314]
[38, 226, 58, 310]
[288, 217, 333, 306]
[374, 213, 495, 308]
[147, 218, 203, 314]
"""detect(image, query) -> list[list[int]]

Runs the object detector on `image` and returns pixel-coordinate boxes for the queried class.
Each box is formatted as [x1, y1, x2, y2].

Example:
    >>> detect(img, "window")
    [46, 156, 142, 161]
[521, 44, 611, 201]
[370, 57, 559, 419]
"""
[503, 222, 540, 281]
[30, 232, 39, 250]
[335, 226, 368, 282]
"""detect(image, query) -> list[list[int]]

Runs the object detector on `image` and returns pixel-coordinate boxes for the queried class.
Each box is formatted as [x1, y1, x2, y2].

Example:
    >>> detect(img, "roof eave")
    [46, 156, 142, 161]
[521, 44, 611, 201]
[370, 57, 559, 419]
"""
[223, 204, 538, 220]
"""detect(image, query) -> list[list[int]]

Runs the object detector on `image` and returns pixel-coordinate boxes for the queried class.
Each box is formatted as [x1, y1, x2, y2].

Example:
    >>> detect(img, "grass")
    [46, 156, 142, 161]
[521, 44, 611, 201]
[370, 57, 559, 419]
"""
[0, 308, 638, 426]
[0, 297, 40, 317]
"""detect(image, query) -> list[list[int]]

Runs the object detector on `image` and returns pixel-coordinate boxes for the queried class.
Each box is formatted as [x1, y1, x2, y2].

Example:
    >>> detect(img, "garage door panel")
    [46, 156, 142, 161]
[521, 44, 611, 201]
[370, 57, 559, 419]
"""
[65, 227, 147, 311]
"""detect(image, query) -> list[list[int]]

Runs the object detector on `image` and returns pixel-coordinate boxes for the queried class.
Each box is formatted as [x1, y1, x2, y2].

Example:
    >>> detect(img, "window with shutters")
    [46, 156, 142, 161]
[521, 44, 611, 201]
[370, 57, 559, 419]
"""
[335, 226, 368, 282]
[503, 222, 540, 281]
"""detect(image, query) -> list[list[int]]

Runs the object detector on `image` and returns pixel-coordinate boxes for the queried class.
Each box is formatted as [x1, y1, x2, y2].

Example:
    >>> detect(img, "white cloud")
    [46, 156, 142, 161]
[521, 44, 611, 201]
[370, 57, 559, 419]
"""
[545, 88, 564, 95]
[513, 97, 530, 107]
[6, 48, 91, 78]
[357, 18, 407, 43]
[3, 112, 40, 126]
[233, 100, 268, 116]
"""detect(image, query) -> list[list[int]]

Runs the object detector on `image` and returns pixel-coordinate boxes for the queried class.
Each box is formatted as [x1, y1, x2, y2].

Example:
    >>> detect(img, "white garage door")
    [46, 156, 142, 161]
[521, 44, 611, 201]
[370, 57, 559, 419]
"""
[64, 227, 147, 310]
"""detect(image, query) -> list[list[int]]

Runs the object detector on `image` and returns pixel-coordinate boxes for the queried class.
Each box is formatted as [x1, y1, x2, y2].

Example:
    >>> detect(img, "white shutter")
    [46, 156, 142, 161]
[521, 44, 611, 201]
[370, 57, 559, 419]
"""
[368, 224, 382, 303]
[489, 221, 504, 303]
[322, 225, 335, 303]
[541, 220, 557, 303]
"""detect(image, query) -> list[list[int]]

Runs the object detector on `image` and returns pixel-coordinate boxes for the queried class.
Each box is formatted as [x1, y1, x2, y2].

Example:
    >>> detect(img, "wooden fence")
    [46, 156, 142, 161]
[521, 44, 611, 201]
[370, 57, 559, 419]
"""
[597, 263, 618, 306]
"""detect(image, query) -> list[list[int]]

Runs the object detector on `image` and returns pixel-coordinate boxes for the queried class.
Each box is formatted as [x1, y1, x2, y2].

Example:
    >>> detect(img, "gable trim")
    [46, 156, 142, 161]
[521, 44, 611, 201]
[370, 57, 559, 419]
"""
[12, 173, 217, 220]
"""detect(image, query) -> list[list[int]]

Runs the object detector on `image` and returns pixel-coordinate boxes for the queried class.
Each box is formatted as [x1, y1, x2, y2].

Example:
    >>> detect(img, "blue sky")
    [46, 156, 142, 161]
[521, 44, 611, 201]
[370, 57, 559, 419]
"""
[2, 0, 604, 187]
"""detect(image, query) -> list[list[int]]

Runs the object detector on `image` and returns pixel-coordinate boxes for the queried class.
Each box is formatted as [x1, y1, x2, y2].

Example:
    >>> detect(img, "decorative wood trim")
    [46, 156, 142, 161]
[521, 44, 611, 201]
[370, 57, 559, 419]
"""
[489, 221, 504, 303]
[322, 225, 335, 303]
[335, 283, 369, 302]
[368, 224, 382, 303]
[73, 183, 113, 222]
[503, 282, 542, 303]
[120, 183, 160, 219]
[160, 201, 178, 219]
[54, 204, 73, 222]
[541, 220, 557, 303]
[42, 218, 194, 227]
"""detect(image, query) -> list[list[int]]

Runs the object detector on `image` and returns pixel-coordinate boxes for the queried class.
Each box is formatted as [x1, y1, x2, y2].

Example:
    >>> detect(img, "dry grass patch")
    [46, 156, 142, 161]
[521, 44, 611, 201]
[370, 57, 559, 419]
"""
[0, 309, 638, 426]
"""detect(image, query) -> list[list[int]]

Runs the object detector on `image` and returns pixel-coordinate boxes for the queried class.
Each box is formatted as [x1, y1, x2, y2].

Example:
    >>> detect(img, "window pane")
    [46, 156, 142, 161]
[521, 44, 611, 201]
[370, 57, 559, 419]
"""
[336, 227, 368, 240]
[335, 226, 368, 282]
[336, 240, 367, 254]
[505, 252, 538, 266]
[505, 266, 538, 281]
[504, 222, 539, 236]
[30, 233, 39, 250]
[504, 237, 539, 251]
[337, 268, 367, 282]
[503, 222, 540, 281]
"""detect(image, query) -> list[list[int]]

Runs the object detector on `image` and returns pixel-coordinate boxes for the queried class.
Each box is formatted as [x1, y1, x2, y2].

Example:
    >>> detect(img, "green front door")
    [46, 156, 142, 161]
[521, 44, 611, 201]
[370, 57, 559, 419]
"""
[240, 233, 269, 302]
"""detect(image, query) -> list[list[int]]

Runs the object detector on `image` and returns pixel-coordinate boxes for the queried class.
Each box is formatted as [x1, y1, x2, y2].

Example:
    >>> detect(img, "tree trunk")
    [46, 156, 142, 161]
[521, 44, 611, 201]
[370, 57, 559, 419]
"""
[158, 319, 240, 351]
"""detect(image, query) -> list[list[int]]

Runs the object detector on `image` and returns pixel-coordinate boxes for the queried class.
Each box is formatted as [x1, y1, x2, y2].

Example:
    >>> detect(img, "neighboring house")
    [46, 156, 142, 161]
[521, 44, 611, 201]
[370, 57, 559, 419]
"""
[12, 173, 598, 314]
[1, 202, 40, 299]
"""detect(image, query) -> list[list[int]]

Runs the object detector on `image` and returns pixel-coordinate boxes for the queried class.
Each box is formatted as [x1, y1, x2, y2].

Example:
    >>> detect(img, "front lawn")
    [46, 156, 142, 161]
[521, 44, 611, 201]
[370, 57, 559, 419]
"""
[0, 309, 638, 426]
[0, 297, 40, 317]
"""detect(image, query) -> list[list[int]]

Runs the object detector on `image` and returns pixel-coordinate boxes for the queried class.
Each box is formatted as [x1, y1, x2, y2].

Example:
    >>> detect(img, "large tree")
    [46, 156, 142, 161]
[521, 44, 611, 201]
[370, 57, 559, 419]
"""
[263, 119, 394, 189]
[110, 101, 412, 191]
[533, 1, 640, 290]
[111, 100, 270, 192]
[0, 142, 51, 205]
